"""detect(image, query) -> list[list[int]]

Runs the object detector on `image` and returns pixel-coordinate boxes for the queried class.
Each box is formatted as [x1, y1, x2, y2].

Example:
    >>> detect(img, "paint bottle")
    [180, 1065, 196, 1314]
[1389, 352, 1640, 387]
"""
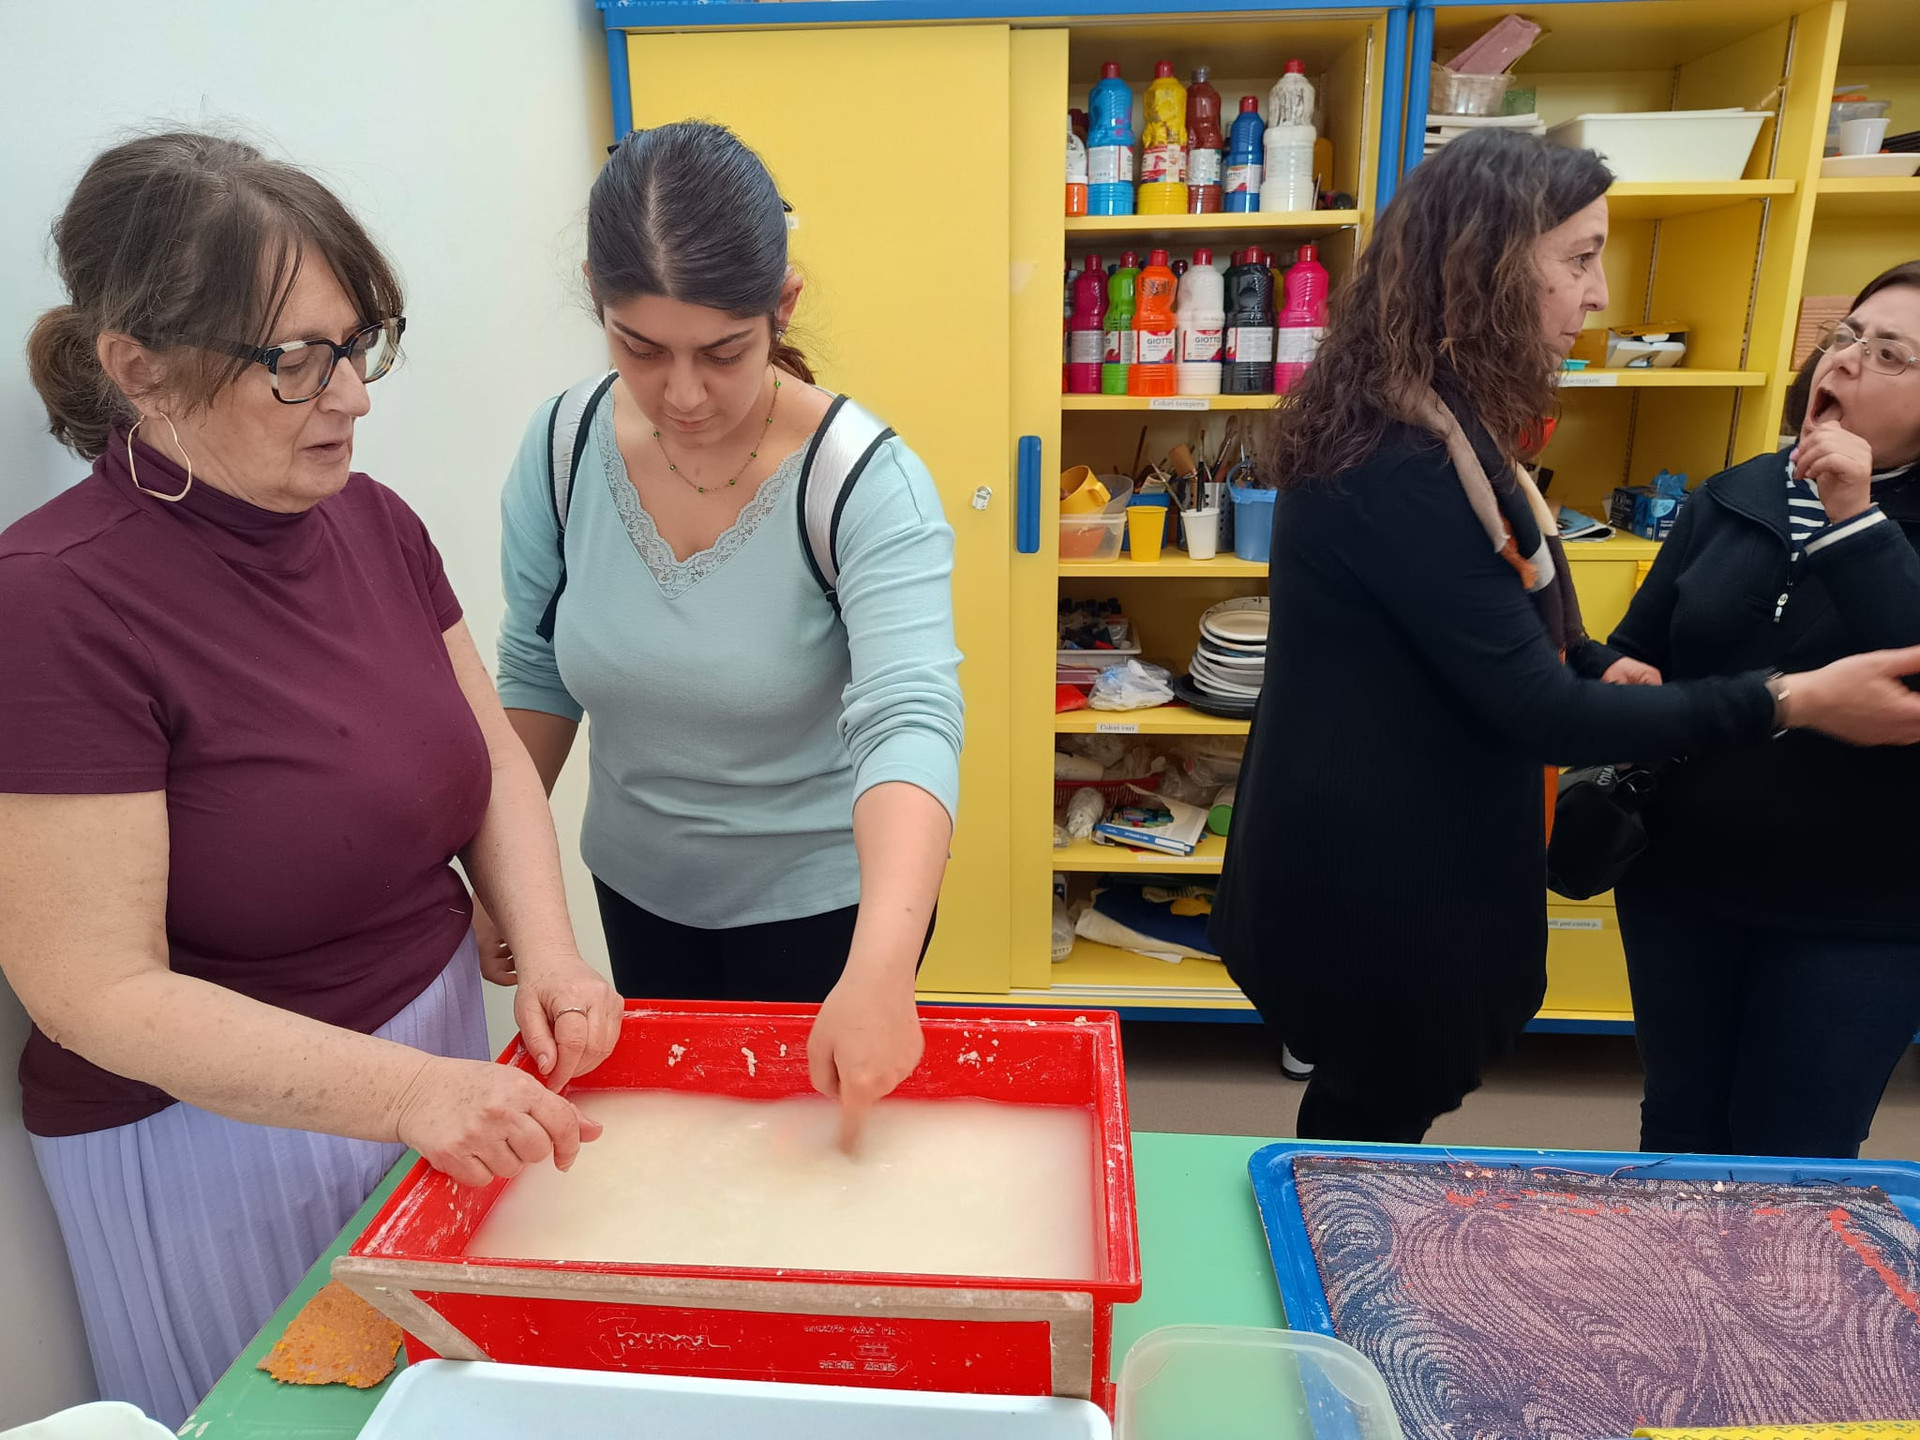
[1063, 263, 1073, 391]
[1274, 243, 1330, 395]
[1128, 249, 1179, 397]
[1175, 248, 1225, 397]
[1138, 63, 1189, 215]
[1261, 62, 1317, 213]
[1185, 67, 1224, 214]
[1066, 255, 1108, 394]
[1224, 97, 1264, 213]
[1101, 251, 1140, 396]
[1066, 114, 1088, 217]
[1087, 63, 1136, 216]
[1222, 248, 1275, 395]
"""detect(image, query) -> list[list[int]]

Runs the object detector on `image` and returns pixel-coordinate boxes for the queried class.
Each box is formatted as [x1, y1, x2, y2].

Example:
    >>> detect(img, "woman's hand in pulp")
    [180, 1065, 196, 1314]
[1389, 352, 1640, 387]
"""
[808, 961, 924, 1155]
[392, 1054, 603, 1187]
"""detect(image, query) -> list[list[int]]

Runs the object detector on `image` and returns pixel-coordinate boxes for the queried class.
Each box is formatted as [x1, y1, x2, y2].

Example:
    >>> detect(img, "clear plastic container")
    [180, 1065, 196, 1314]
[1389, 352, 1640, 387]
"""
[1059, 511, 1126, 562]
[1430, 63, 1511, 117]
[1115, 1326, 1404, 1440]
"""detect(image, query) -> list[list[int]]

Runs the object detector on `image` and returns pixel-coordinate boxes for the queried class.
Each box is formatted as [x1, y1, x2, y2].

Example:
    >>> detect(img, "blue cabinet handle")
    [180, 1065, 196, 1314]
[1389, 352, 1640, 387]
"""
[1016, 435, 1041, 555]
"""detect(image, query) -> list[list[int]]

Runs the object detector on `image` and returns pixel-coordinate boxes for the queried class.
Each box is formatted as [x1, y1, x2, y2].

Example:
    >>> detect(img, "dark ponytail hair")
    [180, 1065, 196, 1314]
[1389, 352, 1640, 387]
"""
[27, 130, 404, 459]
[1784, 258, 1920, 433]
[586, 120, 814, 384]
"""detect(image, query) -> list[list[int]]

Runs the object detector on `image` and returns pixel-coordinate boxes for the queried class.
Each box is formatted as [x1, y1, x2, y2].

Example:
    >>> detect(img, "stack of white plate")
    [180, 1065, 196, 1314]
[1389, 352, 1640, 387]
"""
[1178, 597, 1267, 717]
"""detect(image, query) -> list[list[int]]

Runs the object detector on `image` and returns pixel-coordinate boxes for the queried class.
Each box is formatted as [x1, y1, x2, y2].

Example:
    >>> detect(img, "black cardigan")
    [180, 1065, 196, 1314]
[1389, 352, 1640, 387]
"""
[1209, 421, 1776, 1089]
[1609, 447, 1920, 940]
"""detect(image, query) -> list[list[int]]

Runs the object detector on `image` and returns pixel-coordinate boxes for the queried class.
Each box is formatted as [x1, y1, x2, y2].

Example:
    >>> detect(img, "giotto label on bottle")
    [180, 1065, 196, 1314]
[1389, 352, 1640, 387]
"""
[1180, 327, 1224, 363]
[1137, 329, 1176, 364]
[1141, 144, 1185, 185]
[1089, 146, 1134, 185]
[1225, 327, 1275, 363]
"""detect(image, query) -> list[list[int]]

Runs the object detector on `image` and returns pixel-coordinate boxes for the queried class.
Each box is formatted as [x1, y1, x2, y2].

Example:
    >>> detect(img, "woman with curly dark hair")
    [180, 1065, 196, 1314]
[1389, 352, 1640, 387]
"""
[1208, 130, 1920, 1143]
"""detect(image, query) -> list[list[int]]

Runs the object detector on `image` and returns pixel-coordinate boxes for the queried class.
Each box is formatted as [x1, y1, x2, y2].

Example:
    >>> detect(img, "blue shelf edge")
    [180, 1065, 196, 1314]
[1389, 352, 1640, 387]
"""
[602, 0, 1403, 28]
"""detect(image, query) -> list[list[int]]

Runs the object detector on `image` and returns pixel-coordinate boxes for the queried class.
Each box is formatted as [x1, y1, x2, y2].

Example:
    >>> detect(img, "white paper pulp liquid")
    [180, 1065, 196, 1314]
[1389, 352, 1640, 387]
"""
[467, 1091, 1101, 1281]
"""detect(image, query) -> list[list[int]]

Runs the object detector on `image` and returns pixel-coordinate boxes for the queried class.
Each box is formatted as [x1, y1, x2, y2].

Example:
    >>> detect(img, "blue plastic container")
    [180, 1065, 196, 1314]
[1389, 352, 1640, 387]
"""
[1230, 484, 1275, 562]
[1246, 1140, 1920, 1336]
[1088, 62, 1136, 216]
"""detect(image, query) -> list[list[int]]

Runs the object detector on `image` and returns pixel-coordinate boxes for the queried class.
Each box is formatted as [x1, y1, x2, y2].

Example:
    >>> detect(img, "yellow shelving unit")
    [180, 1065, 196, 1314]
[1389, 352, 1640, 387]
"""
[1061, 394, 1289, 411]
[1052, 834, 1228, 872]
[1812, 178, 1920, 219]
[1065, 210, 1363, 241]
[1061, 556, 1269, 577]
[1557, 369, 1768, 390]
[1055, 708, 1250, 738]
[1603, 180, 1797, 220]
[1020, 8, 1398, 1014]
[999, 940, 1252, 1012]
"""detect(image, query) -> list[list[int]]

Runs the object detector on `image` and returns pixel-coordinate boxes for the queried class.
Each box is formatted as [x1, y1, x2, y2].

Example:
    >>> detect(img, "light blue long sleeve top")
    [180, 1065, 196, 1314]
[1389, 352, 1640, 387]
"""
[497, 391, 964, 928]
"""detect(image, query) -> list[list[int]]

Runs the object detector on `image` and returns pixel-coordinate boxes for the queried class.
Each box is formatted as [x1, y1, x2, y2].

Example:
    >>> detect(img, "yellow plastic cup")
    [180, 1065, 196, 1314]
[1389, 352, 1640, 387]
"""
[1127, 505, 1167, 562]
[1059, 466, 1111, 515]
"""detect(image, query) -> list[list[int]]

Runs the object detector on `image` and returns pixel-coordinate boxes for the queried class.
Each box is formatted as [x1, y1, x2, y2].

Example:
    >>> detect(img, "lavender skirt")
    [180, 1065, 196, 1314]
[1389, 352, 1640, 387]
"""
[29, 934, 489, 1429]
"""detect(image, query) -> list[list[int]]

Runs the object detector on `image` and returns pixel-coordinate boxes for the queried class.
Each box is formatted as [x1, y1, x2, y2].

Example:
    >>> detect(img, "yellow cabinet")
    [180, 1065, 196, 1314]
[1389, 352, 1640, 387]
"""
[623, 25, 1018, 993]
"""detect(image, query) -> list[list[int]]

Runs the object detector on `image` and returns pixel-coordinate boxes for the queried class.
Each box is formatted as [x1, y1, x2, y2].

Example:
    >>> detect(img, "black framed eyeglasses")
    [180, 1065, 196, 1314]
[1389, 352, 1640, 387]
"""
[1816, 321, 1920, 378]
[214, 316, 407, 404]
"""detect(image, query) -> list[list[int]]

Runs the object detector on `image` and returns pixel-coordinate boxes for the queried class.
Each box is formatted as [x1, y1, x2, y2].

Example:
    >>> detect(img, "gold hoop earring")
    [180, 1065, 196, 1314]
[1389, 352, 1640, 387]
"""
[127, 414, 193, 503]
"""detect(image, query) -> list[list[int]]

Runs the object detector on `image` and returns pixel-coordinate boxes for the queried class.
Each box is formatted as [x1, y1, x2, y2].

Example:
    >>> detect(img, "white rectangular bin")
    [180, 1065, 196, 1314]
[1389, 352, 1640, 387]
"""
[1546, 109, 1770, 182]
[359, 1360, 1112, 1440]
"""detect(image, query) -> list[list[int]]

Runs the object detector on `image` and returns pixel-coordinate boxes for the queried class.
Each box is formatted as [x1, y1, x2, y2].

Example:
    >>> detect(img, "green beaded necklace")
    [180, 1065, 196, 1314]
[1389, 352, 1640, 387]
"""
[652, 372, 782, 495]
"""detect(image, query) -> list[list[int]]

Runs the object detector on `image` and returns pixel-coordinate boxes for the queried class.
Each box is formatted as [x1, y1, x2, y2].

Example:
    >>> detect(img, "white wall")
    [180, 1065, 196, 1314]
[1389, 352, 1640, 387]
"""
[0, 2, 619, 1423]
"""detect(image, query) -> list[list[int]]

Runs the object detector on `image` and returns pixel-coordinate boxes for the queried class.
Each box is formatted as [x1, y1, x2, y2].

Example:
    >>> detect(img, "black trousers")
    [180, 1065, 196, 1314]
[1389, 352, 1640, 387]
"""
[594, 877, 934, 1004]
[1617, 875, 1920, 1160]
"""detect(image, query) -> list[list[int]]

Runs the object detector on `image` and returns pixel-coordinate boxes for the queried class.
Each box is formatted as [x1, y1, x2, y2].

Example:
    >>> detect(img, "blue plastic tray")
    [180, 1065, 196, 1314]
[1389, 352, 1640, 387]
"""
[1247, 1141, 1920, 1334]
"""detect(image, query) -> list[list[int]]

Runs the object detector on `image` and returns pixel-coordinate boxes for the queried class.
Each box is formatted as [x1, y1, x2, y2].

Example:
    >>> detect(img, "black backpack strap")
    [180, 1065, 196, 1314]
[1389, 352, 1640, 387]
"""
[535, 370, 619, 642]
[795, 396, 894, 614]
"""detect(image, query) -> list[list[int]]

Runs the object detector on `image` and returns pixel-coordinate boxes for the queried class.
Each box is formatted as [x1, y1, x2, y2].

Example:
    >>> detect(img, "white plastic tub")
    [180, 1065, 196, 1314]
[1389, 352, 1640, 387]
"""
[1546, 108, 1770, 182]
[359, 1360, 1111, 1440]
[1115, 1326, 1403, 1440]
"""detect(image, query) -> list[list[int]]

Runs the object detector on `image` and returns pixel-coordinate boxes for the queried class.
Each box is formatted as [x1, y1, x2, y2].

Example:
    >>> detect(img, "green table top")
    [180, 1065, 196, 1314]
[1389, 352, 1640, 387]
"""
[180, 1130, 1287, 1437]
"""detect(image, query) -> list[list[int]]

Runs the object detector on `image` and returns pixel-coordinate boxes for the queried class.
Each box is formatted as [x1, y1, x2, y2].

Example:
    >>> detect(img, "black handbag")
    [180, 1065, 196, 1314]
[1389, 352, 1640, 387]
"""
[1546, 764, 1660, 901]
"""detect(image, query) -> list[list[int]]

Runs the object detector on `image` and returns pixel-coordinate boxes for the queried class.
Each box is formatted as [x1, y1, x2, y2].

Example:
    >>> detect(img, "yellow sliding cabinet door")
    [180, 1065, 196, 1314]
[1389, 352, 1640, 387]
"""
[625, 26, 1017, 992]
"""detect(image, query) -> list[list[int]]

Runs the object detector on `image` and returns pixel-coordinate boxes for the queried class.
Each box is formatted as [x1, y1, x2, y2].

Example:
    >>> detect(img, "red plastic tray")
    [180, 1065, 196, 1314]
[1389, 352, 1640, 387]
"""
[335, 1003, 1140, 1408]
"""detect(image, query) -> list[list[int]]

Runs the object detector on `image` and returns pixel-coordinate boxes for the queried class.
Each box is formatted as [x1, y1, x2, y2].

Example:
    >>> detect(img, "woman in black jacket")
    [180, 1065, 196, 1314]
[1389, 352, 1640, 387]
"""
[1607, 261, 1920, 1160]
[1208, 136, 1920, 1144]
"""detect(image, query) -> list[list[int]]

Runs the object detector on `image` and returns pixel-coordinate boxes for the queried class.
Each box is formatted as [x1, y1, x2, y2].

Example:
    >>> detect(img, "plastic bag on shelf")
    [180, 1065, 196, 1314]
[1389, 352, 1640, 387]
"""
[1088, 659, 1174, 711]
[1054, 751, 1105, 781]
[1102, 738, 1160, 781]
[1157, 768, 1221, 808]
[1059, 733, 1130, 768]
[1063, 787, 1106, 840]
[1051, 893, 1075, 961]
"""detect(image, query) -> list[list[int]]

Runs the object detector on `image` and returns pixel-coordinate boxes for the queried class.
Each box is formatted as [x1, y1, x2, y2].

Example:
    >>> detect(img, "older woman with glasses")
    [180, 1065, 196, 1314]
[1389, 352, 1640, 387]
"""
[1606, 259, 1920, 1160]
[0, 132, 619, 1426]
